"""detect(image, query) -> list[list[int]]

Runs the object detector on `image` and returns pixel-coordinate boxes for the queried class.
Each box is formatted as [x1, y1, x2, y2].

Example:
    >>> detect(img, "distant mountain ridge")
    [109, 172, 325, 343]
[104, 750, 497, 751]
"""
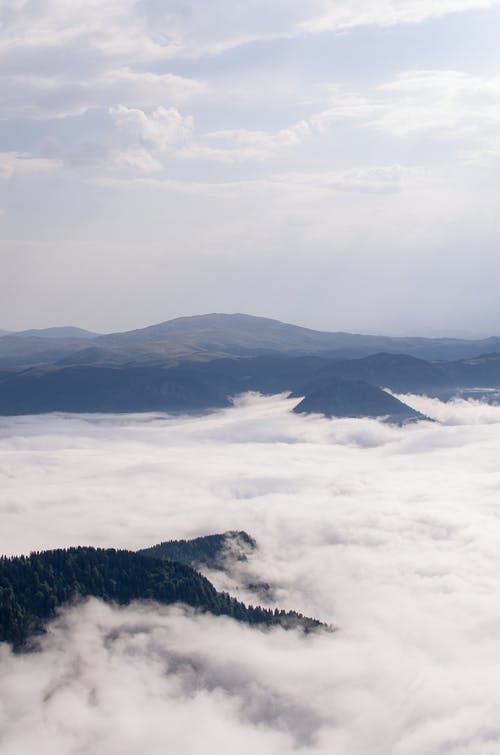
[75, 313, 500, 362]
[4, 326, 98, 340]
[1, 350, 500, 417]
[2, 313, 500, 370]
[2, 315, 500, 418]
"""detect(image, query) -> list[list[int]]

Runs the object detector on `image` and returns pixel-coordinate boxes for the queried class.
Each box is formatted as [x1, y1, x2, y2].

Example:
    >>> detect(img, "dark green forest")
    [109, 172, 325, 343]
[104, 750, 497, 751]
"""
[0, 547, 324, 649]
[139, 530, 256, 569]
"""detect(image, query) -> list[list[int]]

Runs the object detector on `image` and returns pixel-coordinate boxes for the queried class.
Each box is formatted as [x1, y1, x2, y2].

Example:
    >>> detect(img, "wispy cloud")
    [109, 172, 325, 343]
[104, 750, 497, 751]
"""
[0, 151, 60, 179]
[300, 0, 500, 34]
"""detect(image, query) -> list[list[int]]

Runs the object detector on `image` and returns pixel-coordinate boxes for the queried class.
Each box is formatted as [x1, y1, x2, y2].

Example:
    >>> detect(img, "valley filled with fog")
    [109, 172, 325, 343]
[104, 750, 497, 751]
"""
[2, 393, 500, 754]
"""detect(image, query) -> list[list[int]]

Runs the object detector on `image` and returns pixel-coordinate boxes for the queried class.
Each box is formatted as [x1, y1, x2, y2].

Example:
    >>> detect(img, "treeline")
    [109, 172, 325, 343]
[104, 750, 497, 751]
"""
[0, 547, 324, 648]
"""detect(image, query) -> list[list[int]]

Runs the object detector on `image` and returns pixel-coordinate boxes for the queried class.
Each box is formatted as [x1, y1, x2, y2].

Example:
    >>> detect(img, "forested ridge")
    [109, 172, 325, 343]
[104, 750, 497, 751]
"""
[0, 546, 324, 648]
[139, 530, 256, 569]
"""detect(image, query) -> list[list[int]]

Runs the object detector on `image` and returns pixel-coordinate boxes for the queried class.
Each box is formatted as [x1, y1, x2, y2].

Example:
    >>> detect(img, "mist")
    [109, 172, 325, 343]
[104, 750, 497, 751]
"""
[2, 393, 500, 753]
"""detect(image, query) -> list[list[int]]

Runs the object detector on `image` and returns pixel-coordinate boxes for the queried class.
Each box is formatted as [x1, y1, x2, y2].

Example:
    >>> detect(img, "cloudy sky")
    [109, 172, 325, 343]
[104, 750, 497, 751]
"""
[4, 394, 500, 753]
[1, 1, 500, 334]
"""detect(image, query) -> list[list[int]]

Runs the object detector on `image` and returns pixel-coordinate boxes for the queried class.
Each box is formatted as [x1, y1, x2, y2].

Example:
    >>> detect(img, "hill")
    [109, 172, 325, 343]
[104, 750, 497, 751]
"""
[138, 531, 256, 570]
[297, 353, 453, 395]
[293, 379, 427, 423]
[7, 327, 97, 340]
[0, 547, 325, 649]
[96, 314, 500, 361]
[2, 351, 500, 416]
[0, 327, 99, 370]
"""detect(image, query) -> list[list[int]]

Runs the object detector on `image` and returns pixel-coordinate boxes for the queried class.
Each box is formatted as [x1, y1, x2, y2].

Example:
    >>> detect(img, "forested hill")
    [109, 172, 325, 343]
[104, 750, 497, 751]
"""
[0, 547, 324, 649]
[138, 531, 256, 569]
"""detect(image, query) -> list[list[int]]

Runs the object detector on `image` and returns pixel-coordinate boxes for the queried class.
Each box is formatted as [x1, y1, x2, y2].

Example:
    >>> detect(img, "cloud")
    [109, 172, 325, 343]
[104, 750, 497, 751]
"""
[0, 1, 203, 120]
[167, 65, 500, 165]
[110, 105, 193, 152]
[0, 151, 60, 179]
[174, 96, 371, 164]
[0, 69, 204, 120]
[3, 395, 500, 751]
[300, 0, 500, 34]
[369, 70, 500, 140]
[0, 1, 497, 122]
[394, 392, 500, 425]
[268, 165, 429, 194]
[179, 121, 311, 163]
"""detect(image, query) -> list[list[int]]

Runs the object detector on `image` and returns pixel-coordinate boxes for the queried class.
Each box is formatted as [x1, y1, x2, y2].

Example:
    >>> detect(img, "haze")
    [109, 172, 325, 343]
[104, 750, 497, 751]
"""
[2, 1, 500, 334]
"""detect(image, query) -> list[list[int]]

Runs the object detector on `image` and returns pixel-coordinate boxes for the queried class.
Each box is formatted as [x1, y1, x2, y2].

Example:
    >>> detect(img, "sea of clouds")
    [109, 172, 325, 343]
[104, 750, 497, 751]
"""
[2, 392, 500, 754]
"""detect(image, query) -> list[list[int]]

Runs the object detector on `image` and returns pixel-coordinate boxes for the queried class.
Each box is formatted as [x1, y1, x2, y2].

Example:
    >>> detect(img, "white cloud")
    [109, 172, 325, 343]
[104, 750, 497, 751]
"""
[175, 93, 374, 164]
[268, 165, 429, 194]
[0, 1, 497, 121]
[394, 392, 500, 424]
[110, 105, 193, 152]
[3, 395, 500, 752]
[0, 68, 204, 120]
[0, 0, 204, 120]
[171, 65, 500, 164]
[300, 0, 500, 34]
[0, 151, 60, 179]
[179, 120, 311, 162]
[369, 70, 500, 139]
[110, 147, 162, 173]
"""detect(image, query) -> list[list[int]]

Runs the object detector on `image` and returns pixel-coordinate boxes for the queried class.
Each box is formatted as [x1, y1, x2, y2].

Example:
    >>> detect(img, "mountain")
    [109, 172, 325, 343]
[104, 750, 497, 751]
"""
[0, 546, 325, 649]
[439, 353, 500, 389]
[3, 315, 500, 417]
[0, 328, 99, 370]
[292, 353, 454, 396]
[293, 379, 427, 423]
[96, 313, 358, 356]
[138, 531, 257, 570]
[2, 352, 500, 416]
[0, 364, 235, 414]
[93, 313, 500, 362]
[2, 313, 500, 370]
[5, 327, 97, 340]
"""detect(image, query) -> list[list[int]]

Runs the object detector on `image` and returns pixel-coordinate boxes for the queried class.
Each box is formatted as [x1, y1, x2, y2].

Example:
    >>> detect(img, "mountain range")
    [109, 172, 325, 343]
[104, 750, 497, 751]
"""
[3, 313, 500, 370]
[1, 314, 500, 420]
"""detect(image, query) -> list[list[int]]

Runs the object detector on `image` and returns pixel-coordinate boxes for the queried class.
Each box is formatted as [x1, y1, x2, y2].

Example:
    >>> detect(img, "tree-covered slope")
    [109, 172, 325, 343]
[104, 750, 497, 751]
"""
[297, 353, 453, 394]
[6, 348, 500, 416]
[138, 531, 256, 570]
[0, 547, 324, 649]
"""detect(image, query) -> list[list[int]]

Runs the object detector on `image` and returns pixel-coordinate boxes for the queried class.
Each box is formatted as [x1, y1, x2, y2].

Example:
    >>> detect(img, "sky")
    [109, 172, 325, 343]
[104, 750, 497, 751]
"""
[3, 393, 500, 752]
[1, 1, 500, 334]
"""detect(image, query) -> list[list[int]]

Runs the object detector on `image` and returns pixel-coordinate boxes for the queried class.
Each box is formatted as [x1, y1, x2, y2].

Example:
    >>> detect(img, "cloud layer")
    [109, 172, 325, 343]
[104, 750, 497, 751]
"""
[2, 395, 500, 752]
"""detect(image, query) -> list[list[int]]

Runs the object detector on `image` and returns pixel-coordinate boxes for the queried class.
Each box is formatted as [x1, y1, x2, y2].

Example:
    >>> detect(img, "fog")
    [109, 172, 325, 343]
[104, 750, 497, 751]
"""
[2, 394, 500, 753]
